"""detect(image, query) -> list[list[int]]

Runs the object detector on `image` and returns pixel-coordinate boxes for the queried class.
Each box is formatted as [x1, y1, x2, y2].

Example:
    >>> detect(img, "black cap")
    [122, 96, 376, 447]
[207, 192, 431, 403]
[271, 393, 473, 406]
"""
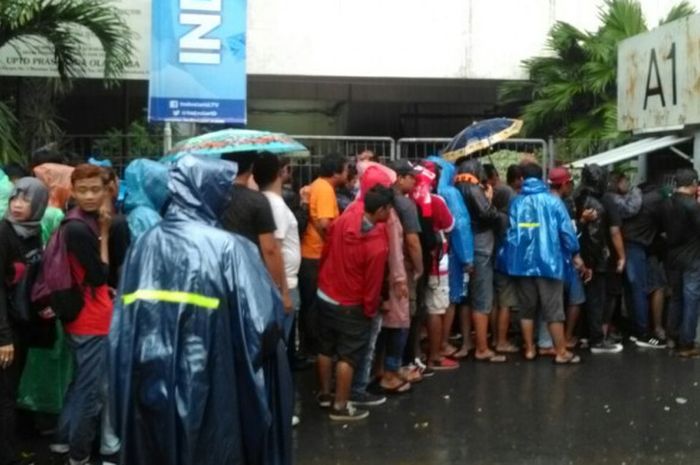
[391, 159, 420, 177]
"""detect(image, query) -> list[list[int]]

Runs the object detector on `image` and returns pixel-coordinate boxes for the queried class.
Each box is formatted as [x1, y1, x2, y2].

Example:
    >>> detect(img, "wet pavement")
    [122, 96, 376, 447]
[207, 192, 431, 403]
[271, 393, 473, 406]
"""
[293, 348, 700, 465]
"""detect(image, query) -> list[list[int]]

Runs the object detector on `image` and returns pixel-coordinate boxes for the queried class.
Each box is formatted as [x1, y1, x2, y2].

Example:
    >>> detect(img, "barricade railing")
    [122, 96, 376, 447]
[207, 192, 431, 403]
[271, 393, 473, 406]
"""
[288, 135, 396, 186]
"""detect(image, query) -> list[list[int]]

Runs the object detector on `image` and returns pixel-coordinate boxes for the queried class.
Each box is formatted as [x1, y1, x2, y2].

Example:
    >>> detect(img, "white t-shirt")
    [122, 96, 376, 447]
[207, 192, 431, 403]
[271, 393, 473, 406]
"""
[263, 191, 301, 289]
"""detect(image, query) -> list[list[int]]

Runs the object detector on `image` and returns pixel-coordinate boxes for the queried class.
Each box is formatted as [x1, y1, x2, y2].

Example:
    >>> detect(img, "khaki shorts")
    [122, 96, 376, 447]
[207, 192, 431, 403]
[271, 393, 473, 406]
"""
[426, 276, 450, 315]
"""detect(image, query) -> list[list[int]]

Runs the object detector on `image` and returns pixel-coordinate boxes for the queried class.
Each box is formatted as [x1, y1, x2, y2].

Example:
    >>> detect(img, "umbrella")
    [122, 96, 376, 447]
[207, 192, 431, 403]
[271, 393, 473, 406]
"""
[441, 118, 523, 162]
[162, 129, 309, 163]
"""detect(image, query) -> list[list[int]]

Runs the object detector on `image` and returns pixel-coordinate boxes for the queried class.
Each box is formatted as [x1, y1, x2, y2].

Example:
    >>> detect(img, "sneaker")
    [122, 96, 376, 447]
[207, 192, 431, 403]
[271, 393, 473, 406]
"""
[634, 334, 667, 349]
[316, 393, 334, 409]
[292, 415, 300, 427]
[413, 357, 427, 371]
[100, 452, 120, 465]
[590, 340, 624, 354]
[350, 391, 386, 407]
[607, 332, 624, 344]
[421, 367, 435, 378]
[329, 404, 369, 421]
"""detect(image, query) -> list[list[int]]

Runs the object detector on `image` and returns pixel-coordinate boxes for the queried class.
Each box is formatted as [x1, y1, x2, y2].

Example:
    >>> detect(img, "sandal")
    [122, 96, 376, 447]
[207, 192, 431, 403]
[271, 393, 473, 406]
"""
[378, 380, 412, 394]
[554, 353, 582, 365]
[538, 347, 557, 357]
[495, 343, 519, 354]
[429, 357, 460, 371]
[474, 352, 507, 363]
[399, 365, 424, 383]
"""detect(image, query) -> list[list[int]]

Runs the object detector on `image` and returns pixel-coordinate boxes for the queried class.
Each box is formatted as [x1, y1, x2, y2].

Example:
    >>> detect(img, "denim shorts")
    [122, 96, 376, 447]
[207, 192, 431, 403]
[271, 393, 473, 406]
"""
[564, 267, 586, 306]
[469, 253, 494, 313]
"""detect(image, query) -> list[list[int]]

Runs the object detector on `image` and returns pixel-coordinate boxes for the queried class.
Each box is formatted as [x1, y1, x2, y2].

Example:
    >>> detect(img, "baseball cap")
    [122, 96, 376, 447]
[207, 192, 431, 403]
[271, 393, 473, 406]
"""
[391, 159, 421, 177]
[548, 166, 573, 185]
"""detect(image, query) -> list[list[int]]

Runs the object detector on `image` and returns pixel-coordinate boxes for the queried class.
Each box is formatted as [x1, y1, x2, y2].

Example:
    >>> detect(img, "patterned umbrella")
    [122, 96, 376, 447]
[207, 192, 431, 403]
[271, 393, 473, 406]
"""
[162, 129, 309, 163]
[441, 118, 523, 162]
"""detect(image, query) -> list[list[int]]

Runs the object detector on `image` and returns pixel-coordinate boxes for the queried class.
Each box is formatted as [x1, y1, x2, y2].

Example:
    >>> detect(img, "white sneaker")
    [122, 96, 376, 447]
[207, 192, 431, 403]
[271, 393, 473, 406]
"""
[292, 415, 300, 427]
[49, 443, 70, 454]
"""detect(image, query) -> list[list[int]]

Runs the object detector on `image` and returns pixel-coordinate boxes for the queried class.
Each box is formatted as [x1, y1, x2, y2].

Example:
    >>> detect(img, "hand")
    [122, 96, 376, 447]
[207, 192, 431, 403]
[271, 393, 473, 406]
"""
[299, 186, 311, 205]
[616, 258, 626, 274]
[98, 205, 113, 234]
[580, 208, 598, 223]
[0, 344, 14, 369]
[282, 291, 294, 314]
[581, 267, 593, 283]
[484, 184, 494, 203]
[393, 281, 409, 299]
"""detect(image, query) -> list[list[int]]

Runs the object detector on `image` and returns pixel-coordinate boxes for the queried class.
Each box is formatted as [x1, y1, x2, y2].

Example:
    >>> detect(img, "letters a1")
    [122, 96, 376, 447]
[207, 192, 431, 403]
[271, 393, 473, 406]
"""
[643, 42, 677, 110]
[179, 0, 222, 65]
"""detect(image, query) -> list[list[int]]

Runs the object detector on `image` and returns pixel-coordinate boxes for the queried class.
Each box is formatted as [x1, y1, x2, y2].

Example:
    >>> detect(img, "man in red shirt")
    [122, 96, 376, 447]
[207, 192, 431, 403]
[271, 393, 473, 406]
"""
[51, 165, 114, 465]
[315, 185, 394, 421]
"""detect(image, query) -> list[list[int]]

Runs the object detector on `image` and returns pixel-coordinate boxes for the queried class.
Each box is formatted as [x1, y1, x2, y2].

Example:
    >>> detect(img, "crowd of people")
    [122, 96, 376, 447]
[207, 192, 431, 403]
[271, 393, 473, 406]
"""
[0, 146, 699, 465]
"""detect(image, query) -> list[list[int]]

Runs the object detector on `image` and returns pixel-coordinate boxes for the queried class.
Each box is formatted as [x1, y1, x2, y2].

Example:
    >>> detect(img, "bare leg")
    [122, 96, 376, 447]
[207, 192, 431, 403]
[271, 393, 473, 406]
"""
[495, 306, 515, 351]
[427, 314, 443, 365]
[454, 305, 473, 358]
[650, 289, 665, 335]
[565, 304, 581, 346]
[473, 311, 492, 357]
[521, 319, 535, 359]
[548, 322, 569, 358]
[441, 304, 457, 354]
[317, 354, 333, 395]
[333, 361, 355, 410]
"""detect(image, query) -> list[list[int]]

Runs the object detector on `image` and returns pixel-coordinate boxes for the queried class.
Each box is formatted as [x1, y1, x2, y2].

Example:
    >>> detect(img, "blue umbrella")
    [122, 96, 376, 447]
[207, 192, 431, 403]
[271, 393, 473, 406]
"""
[442, 118, 523, 162]
[162, 129, 309, 163]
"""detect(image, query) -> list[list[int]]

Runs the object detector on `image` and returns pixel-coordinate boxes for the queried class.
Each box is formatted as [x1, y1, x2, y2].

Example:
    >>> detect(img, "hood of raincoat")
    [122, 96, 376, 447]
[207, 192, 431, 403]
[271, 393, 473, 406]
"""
[110, 155, 291, 465]
[501, 182, 579, 280]
[581, 164, 608, 197]
[123, 159, 170, 214]
[32, 163, 74, 210]
[165, 154, 237, 225]
[358, 164, 394, 200]
[427, 156, 474, 300]
[520, 177, 549, 196]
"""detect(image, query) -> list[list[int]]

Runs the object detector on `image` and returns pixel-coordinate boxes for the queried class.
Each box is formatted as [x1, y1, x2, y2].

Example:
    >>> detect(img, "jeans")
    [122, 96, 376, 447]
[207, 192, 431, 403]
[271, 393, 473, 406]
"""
[377, 328, 409, 372]
[624, 243, 650, 336]
[351, 314, 382, 396]
[667, 262, 700, 347]
[56, 335, 107, 462]
[298, 259, 320, 354]
[585, 272, 607, 345]
[0, 335, 28, 465]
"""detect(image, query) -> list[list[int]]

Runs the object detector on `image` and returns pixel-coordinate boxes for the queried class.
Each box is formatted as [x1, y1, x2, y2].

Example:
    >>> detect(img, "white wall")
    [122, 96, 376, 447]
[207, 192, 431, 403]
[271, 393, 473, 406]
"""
[247, 0, 700, 79]
[1, 0, 698, 81]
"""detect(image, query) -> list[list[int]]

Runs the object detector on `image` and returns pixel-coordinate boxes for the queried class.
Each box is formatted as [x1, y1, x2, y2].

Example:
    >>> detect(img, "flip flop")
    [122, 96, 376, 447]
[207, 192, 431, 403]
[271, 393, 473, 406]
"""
[474, 353, 507, 363]
[554, 354, 582, 365]
[538, 347, 557, 357]
[523, 350, 537, 361]
[495, 344, 520, 354]
[377, 381, 412, 395]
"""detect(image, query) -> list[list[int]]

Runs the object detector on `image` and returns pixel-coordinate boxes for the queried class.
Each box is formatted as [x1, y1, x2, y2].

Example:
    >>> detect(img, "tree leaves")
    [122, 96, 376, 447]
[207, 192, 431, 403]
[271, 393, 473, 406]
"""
[498, 0, 695, 155]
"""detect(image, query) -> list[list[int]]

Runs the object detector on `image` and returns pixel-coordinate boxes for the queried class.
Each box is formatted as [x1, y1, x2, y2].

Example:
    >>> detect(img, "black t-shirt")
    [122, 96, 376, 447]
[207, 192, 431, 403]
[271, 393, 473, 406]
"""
[577, 191, 622, 272]
[661, 193, 700, 269]
[64, 220, 109, 288]
[622, 187, 663, 248]
[220, 185, 277, 252]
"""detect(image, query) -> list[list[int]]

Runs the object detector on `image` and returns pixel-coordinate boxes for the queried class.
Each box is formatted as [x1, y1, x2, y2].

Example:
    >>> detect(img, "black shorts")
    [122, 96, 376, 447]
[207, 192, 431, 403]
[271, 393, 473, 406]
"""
[515, 277, 565, 323]
[317, 299, 372, 368]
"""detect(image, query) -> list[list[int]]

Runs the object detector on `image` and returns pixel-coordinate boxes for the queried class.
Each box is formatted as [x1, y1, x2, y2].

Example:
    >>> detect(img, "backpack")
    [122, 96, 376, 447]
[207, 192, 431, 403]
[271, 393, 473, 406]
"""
[31, 209, 98, 323]
[7, 248, 43, 324]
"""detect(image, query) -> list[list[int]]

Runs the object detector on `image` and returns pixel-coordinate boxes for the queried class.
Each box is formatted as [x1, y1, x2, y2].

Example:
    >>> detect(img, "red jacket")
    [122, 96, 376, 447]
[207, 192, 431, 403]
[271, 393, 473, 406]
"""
[318, 200, 389, 318]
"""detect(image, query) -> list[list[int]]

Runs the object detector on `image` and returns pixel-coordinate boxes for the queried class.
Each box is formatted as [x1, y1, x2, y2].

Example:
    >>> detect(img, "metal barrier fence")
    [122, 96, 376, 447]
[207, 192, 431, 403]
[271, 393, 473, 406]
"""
[396, 137, 549, 170]
[287, 135, 395, 186]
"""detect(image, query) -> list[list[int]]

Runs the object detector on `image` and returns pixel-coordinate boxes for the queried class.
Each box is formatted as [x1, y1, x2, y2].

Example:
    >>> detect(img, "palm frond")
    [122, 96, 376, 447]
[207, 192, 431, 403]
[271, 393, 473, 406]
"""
[0, 101, 22, 164]
[661, 1, 696, 25]
[0, 0, 134, 81]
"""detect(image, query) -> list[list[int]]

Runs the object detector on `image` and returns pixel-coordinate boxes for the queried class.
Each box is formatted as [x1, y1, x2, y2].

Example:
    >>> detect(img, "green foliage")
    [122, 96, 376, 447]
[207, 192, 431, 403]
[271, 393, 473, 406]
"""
[0, 101, 21, 164]
[500, 0, 695, 157]
[93, 121, 170, 161]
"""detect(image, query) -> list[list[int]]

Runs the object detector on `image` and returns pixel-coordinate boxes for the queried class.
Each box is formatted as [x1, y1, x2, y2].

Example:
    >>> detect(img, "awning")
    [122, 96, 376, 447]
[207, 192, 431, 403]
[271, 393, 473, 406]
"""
[569, 135, 692, 168]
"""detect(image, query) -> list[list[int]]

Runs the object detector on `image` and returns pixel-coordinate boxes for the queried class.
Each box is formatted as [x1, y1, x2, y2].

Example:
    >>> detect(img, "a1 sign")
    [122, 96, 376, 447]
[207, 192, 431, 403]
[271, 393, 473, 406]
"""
[617, 14, 700, 132]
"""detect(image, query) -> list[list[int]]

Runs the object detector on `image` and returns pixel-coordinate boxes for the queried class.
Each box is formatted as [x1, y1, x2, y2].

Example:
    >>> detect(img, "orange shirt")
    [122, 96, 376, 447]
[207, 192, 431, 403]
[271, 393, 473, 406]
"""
[301, 178, 339, 259]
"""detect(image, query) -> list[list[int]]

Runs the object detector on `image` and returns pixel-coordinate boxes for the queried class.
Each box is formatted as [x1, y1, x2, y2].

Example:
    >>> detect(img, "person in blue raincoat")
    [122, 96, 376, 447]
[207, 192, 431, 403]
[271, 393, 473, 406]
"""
[122, 159, 170, 240]
[110, 155, 292, 465]
[502, 163, 589, 365]
[426, 156, 474, 356]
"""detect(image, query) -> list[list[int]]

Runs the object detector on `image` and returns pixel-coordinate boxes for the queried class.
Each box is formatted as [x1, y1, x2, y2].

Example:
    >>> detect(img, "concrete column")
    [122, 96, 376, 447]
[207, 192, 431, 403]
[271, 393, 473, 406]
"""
[693, 131, 700, 173]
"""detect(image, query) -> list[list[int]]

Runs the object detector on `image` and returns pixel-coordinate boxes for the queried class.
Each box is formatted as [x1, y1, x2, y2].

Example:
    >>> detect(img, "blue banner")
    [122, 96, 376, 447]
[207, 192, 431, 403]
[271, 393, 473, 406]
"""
[148, 0, 247, 124]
